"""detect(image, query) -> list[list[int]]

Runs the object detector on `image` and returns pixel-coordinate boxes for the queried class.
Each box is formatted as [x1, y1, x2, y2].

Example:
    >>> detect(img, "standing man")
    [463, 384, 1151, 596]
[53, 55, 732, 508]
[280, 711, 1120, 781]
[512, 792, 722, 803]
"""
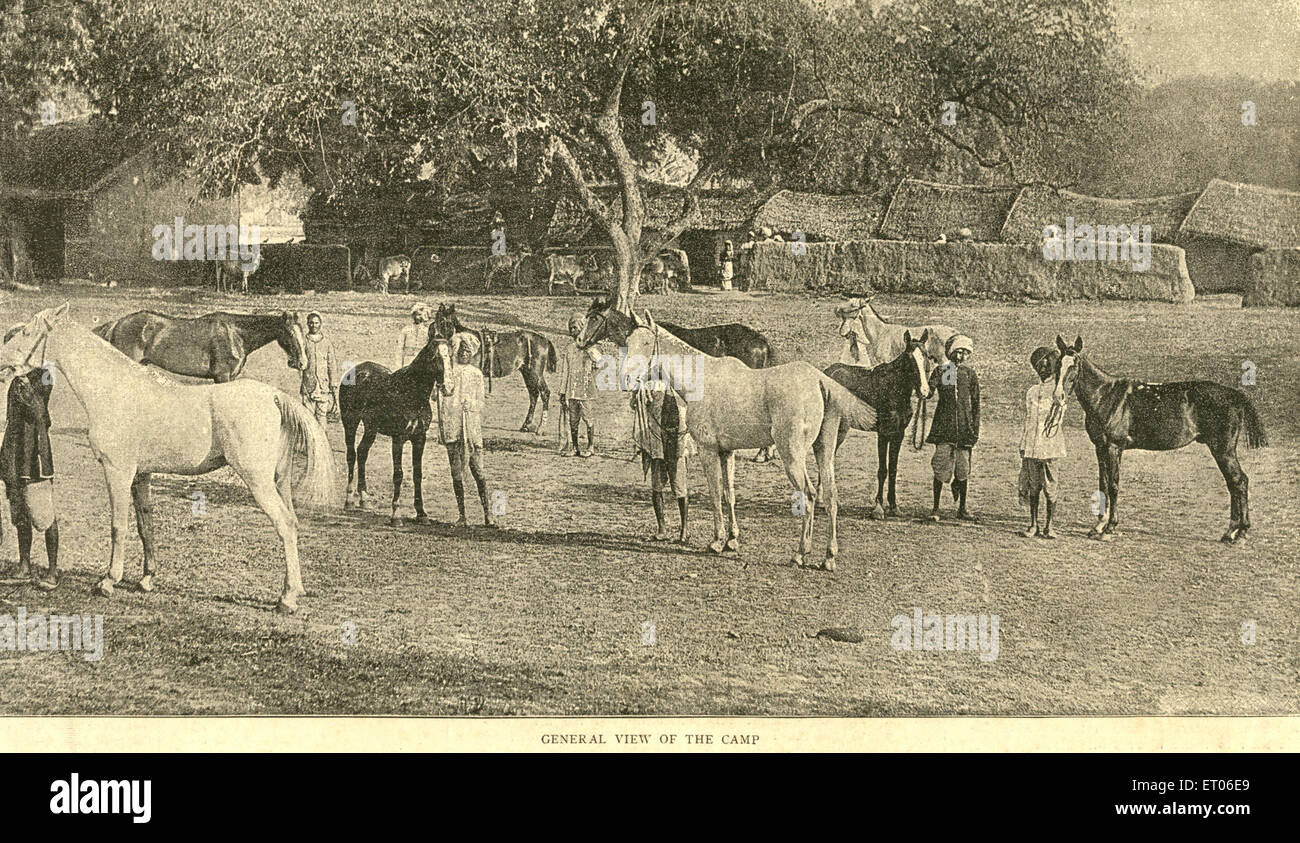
[1019, 346, 1066, 538]
[925, 334, 980, 521]
[394, 302, 431, 370]
[438, 332, 495, 527]
[717, 240, 736, 291]
[558, 312, 602, 457]
[631, 373, 694, 542]
[0, 326, 58, 590]
[300, 311, 339, 425]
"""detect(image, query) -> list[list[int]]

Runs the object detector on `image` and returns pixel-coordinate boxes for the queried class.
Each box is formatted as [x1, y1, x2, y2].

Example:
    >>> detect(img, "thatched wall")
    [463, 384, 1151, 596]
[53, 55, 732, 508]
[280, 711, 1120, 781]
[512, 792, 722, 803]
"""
[1001, 186, 1198, 244]
[746, 240, 1194, 303]
[1179, 179, 1300, 250]
[1244, 248, 1300, 306]
[878, 179, 1017, 242]
[751, 190, 885, 241]
[1177, 234, 1255, 294]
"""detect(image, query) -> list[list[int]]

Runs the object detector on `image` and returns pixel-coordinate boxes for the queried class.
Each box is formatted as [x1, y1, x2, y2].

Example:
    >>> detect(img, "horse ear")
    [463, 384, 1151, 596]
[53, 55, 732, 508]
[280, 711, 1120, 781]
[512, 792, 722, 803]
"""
[1074, 336, 1083, 352]
[1056, 334, 1069, 352]
[903, 329, 912, 343]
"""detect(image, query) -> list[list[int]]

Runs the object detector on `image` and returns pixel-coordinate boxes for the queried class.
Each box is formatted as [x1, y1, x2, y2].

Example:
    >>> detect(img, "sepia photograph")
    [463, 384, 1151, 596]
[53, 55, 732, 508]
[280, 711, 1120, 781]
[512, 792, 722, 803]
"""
[0, 0, 1296, 747]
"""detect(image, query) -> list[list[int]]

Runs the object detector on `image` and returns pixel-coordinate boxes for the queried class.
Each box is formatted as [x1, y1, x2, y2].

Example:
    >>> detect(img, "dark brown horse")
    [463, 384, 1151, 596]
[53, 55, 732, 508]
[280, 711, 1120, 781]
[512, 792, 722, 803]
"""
[92, 310, 307, 382]
[581, 296, 780, 460]
[339, 330, 450, 525]
[433, 304, 557, 434]
[824, 330, 932, 518]
[1053, 335, 1267, 543]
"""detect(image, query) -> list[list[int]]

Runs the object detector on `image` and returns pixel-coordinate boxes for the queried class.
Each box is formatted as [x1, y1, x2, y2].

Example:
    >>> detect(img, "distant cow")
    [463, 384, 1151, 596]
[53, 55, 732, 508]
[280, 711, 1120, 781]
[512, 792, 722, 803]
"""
[484, 248, 533, 290]
[214, 259, 251, 294]
[544, 252, 600, 295]
[374, 254, 412, 294]
[641, 248, 690, 295]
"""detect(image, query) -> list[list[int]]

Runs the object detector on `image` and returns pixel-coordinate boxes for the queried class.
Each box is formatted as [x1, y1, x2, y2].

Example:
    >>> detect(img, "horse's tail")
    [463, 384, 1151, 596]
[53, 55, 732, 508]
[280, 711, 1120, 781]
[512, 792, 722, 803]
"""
[545, 336, 558, 373]
[1239, 393, 1268, 449]
[277, 393, 337, 511]
[818, 373, 877, 433]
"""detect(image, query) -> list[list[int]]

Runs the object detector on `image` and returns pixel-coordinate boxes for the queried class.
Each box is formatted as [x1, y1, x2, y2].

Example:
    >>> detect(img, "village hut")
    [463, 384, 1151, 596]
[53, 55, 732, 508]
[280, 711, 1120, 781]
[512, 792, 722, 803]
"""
[877, 178, 1017, 242]
[1000, 185, 1200, 245]
[1177, 179, 1300, 293]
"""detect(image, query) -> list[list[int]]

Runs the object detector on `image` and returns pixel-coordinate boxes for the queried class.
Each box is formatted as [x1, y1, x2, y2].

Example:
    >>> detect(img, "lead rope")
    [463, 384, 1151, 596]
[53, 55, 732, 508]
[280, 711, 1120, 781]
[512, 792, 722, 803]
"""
[908, 390, 929, 451]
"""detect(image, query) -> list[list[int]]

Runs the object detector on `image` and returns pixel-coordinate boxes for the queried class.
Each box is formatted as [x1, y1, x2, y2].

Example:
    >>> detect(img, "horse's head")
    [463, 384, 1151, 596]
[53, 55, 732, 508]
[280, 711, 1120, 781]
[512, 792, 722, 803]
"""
[1053, 334, 1084, 405]
[0, 302, 69, 381]
[414, 329, 451, 388]
[902, 329, 931, 397]
[576, 296, 624, 348]
[835, 297, 872, 339]
[277, 311, 308, 371]
[433, 303, 458, 340]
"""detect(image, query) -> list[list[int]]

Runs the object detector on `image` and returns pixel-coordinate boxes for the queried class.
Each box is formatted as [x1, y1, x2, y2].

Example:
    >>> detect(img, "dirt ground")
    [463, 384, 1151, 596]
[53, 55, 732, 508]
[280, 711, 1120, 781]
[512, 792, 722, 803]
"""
[0, 283, 1296, 715]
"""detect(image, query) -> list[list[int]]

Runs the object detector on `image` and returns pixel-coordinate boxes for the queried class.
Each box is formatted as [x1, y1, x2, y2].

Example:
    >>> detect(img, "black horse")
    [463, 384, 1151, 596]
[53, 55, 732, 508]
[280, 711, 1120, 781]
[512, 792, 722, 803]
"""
[433, 304, 558, 434]
[1053, 335, 1267, 542]
[824, 330, 932, 518]
[581, 296, 780, 460]
[340, 329, 449, 526]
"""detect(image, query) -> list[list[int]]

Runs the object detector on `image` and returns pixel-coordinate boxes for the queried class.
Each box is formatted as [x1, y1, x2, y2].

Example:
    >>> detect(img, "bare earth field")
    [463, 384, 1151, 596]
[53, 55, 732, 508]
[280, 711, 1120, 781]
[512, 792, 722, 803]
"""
[0, 284, 1297, 715]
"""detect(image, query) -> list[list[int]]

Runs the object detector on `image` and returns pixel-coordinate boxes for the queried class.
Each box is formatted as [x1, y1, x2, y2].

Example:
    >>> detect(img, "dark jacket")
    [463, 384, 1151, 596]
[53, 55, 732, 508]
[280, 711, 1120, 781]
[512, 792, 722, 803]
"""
[0, 373, 54, 485]
[926, 363, 980, 448]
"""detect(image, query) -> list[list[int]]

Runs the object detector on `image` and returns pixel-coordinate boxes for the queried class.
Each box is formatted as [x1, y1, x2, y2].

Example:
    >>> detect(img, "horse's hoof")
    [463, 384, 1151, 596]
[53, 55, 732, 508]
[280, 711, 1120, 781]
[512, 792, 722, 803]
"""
[36, 578, 58, 592]
[519, 425, 530, 433]
[275, 600, 298, 615]
[708, 540, 727, 555]
[886, 507, 900, 518]
[725, 538, 740, 554]
[94, 579, 114, 598]
[823, 556, 837, 573]
[414, 514, 432, 525]
[357, 499, 371, 511]
[138, 574, 155, 593]
[789, 554, 805, 568]
[343, 498, 354, 510]
[389, 516, 403, 528]
[869, 505, 885, 521]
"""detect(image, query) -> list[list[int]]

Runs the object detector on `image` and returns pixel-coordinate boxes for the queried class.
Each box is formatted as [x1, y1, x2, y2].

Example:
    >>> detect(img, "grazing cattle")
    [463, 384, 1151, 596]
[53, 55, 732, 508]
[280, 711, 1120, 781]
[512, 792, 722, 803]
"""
[545, 252, 600, 295]
[214, 259, 252, 294]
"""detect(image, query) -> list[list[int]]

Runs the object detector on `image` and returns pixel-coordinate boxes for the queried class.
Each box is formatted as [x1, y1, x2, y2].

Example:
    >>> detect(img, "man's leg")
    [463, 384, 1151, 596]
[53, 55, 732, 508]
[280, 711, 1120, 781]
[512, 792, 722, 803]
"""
[12, 492, 33, 578]
[446, 442, 468, 525]
[649, 460, 668, 539]
[568, 400, 583, 455]
[955, 448, 975, 520]
[467, 448, 494, 526]
[929, 445, 949, 520]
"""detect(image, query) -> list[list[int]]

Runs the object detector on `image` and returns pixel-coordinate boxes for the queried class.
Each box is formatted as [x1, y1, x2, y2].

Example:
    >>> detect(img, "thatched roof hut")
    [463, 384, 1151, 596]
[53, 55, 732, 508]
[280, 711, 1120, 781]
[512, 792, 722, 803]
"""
[878, 178, 1017, 242]
[750, 190, 886, 241]
[1000, 186, 1200, 244]
[1178, 179, 1300, 250]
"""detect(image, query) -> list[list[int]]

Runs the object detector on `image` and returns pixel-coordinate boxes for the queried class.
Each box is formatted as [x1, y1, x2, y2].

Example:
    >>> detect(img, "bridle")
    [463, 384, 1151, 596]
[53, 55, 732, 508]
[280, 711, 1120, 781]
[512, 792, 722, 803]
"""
[1044, 354, 1075, 438]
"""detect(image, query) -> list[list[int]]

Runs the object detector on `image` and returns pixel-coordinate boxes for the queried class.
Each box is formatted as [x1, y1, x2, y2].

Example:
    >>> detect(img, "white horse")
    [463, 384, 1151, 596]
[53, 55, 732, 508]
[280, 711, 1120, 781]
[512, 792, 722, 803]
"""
[0, 304, 335, 613]
[836, 296, 955, 368]
[618, 310, 876, 569]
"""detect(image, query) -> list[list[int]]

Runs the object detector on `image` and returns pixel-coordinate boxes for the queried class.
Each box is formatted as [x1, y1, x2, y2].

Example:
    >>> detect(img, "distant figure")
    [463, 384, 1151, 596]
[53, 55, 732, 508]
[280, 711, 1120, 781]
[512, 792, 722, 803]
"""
[438, 332, 495, 527]
[717, 240, 736, 291]
[1019, 346, 1066, 539]
[957, 227, 974, 242]
[300, 312, 340, 425]
[394, 303, 432, 370]
[0, 325, 58, 590]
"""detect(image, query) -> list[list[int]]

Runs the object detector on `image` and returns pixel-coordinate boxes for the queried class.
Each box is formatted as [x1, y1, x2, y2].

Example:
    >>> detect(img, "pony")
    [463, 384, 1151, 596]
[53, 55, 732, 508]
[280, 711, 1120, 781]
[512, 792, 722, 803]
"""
[433, 304, 557, 434]
[0, 304, 335, 613]
[213, 258, 251, 294]
[836, 296, 955, 368]
[579, 306, 877, 569]
[583, 296, 780, 462]
[339, 329, 450, 525]
[378, 255, 413, 294]
[823, 329, 933, 518]
[92, 310, 307, 383]
[1052, 335, 1267, 542]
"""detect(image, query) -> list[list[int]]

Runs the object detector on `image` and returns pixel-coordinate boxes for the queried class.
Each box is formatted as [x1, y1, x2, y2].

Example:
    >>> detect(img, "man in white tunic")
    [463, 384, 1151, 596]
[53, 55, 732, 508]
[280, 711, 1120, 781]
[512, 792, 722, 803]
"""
[1019, 346, 1067, 539]
[438, 332, 495, 527]
[393, 303, 431, 370]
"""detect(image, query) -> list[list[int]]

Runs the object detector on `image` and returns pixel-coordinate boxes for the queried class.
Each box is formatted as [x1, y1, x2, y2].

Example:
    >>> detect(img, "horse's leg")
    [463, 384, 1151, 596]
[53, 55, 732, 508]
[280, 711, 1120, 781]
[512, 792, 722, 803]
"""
[872, 435, 888, 519]
[1210, 440, 1247, 542]
[1091, 442, 1110, 538]
[778, 439, 815, 567]
[535, 368, 550, 436]
[96, 464, 136, 598]
[390, 435, 406, 527]
[1103, 445, 1123, 535]
[815, 435, 839, 570]
[356, 427, 378, 509]
[701, 451, 727, 555]
[132, 473, 159, 592]
[412, 433, 429, 524]
[522, 371, 539, 432]
[343, 419, 359, 508]
[238, 468, 305, 613]
[887, 437, 902, 516]
[721, 450, 740, 553]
